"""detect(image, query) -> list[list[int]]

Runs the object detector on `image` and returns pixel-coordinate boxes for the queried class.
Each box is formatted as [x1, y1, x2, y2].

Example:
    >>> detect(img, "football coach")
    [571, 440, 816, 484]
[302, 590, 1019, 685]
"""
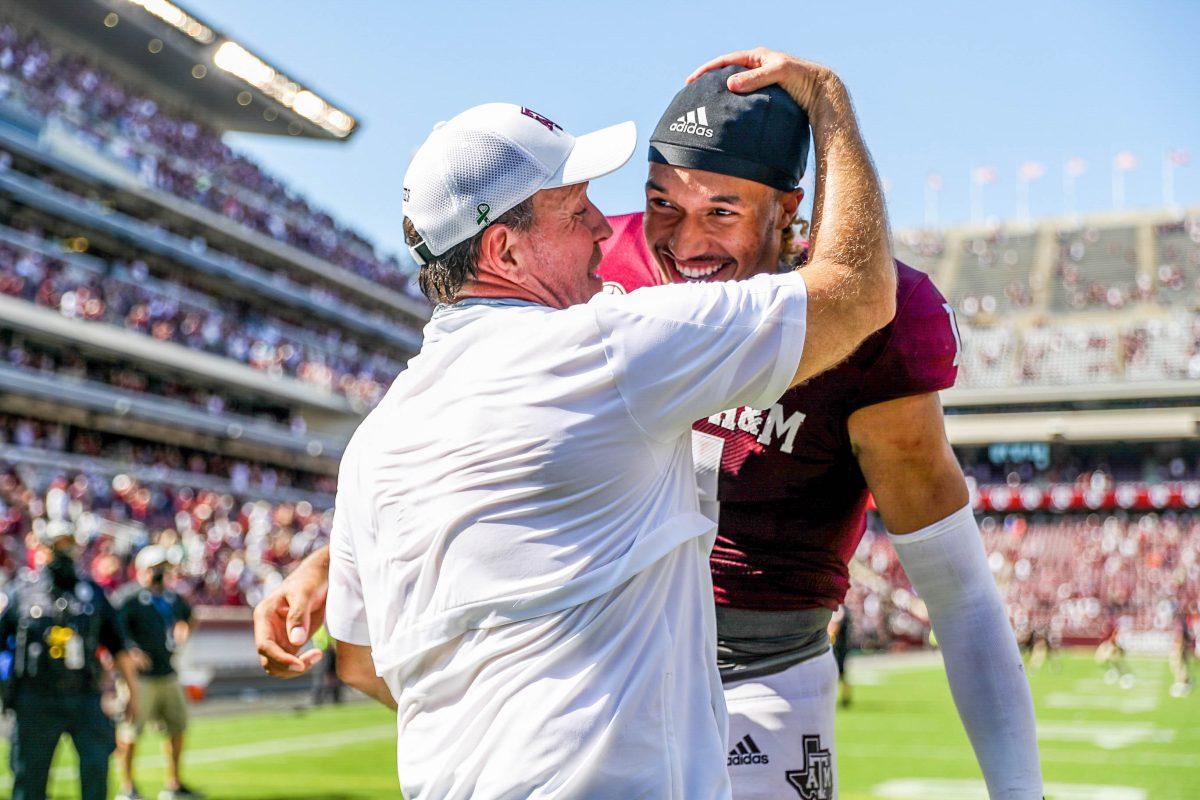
[300, 56, 895, 800]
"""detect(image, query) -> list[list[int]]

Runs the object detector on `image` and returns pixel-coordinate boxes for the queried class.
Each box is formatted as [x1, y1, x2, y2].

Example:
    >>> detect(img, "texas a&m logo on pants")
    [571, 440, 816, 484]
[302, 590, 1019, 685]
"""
[785, 735, 833, 800]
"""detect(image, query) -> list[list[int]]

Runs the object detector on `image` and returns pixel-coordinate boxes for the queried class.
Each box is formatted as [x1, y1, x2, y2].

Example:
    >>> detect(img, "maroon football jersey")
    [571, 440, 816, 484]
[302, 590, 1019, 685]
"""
[599, 211, 961, 611]
[598, 212, 665, 292]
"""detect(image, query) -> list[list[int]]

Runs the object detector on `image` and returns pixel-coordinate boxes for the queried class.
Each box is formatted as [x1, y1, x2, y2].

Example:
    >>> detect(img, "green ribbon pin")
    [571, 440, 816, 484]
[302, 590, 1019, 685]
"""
[476, 203, 491, 225]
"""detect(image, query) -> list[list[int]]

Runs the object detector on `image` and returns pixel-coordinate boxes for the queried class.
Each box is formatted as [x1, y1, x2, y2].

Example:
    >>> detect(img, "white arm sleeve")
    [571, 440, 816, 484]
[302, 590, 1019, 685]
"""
[590, 270, 807, 439]
[888, 505, 1043, 800]
[325, 502, 370, 646]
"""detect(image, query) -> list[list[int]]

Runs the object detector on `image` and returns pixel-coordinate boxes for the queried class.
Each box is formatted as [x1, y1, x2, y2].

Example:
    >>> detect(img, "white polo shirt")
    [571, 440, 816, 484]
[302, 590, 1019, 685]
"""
[327, 271, 807, 800]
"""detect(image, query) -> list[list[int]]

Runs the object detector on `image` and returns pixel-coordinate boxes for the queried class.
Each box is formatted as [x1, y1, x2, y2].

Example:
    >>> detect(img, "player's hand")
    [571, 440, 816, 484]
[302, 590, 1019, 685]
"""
[686, 47, 838, 115]
[123, 694, 140, 724]
[254, 550, 329, 678]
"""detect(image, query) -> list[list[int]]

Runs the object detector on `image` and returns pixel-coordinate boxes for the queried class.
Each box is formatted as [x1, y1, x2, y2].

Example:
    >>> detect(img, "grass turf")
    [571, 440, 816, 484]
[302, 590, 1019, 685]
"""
[4, 651, 1196, 799]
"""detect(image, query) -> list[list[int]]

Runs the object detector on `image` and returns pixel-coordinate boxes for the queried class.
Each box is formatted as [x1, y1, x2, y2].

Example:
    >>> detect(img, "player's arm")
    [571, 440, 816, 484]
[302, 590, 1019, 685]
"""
[254, 546, 330, 677]
[690, 48, 897, 385]
[334, 639, 397, 711]
[850, 392, 1044, 800]
[174, 596, 194, 648]
[99, 589, 143, 723]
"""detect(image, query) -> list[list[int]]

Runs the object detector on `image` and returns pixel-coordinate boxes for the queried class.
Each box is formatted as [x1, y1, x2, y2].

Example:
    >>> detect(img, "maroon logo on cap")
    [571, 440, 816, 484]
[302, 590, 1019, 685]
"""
[521, 107, 561, 133]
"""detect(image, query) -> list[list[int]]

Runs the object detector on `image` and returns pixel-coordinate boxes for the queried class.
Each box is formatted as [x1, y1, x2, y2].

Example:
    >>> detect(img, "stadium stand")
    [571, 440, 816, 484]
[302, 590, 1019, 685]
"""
[0, 17, 418, 297]
[0, 0, 372, 622]
[953, 229, 1038, 318]
[848, 510, 1200, 649]
[0, 459, 330, 606]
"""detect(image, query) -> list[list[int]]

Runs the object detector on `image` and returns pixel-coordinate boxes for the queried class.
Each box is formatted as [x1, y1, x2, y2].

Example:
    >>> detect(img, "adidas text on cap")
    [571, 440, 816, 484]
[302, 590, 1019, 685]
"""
[649, 65, 810, 193]
[403, 103, 636, 265]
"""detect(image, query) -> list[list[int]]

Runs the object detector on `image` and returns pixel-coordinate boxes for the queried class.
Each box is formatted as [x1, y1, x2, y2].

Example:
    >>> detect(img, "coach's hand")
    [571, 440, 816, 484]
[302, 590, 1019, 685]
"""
[686, 47, 839, 116]
[254, 546, 330, 678]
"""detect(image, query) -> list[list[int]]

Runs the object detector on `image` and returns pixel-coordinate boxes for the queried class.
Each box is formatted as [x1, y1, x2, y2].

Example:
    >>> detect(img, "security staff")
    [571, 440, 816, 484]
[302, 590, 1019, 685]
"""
[0, 519, 142, 800]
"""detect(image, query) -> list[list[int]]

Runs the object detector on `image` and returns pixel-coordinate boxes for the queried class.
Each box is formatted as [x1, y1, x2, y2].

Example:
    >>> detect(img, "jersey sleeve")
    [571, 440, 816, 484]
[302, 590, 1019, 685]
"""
[590, 270, 808, 439]
[325, 492, 371, 647]
[854, 270, 959, 409]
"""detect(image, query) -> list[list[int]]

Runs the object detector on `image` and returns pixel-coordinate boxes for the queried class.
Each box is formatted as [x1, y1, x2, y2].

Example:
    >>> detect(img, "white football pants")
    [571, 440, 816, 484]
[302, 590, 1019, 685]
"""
[724, 648, 839, 800]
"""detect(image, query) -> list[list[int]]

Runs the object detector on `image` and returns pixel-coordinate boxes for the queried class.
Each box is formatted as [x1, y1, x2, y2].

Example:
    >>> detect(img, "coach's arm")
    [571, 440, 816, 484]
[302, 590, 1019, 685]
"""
[850, 392, 1044, 799]
[689, 48, 896, 385]
[334, 640, 398, 711]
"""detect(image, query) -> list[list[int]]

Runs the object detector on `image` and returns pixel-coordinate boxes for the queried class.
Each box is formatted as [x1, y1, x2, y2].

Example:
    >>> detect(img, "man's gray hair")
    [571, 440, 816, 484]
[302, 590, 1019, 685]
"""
[404, 197, 536, 304]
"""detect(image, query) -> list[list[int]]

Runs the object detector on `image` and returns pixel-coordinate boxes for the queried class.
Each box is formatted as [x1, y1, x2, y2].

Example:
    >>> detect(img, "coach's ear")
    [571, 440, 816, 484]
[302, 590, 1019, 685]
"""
[477, 223, 521, 278]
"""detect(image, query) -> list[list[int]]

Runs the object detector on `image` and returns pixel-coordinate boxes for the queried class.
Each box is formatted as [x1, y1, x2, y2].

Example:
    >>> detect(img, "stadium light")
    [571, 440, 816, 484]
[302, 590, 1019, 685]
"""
[213, 41, 357, 138]
[1163, 149, 1189, 208]
[1017, 161, 1045, 221]
[1063, 157, 1086, 215]
[1112, 151, 1138, 209]
[970, 166, 997, 223]
[123, 0, 215, 44]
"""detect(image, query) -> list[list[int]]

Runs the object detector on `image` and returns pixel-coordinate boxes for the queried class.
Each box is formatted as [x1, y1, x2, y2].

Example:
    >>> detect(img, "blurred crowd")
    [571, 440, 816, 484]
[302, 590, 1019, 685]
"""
[0, 19, 424, 300]
[2, 328, 300, 425]
[1054, 226, 1147, 311]
[0, 414, 335, 497]
[900, 216, 1200, 388]
[958, 313, 1200, 387]
[0, 236, 398, 409]
[0, 459, 330, 607]
[955, 232, 1036, 320]
[846, 511, 1200, 650]
[962, 449, 1200, 488]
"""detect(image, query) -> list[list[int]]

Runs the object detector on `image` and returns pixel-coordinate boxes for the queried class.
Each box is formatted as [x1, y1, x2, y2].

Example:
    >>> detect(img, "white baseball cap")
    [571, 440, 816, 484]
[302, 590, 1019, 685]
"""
[403, 103, 636, 265]
[135, 545, 169, 571]
[37, 518, 75, 545]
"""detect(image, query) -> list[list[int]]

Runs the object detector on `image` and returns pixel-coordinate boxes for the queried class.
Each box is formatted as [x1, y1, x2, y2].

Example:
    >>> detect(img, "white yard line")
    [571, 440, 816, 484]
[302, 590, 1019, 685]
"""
[840, 741, 1197, 768]
[872, 778, 1146, 800]
[1036, 720, 1175, 749]
[1045, 692, 1160, 713]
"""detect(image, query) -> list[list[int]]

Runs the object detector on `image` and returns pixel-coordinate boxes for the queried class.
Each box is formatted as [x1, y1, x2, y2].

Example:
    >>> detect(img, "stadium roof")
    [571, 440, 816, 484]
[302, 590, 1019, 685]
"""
[4, 0, 359, 140]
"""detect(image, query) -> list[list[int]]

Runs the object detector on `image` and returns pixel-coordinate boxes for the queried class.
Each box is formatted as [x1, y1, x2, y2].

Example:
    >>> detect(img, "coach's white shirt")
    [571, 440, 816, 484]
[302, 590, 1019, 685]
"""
[326, 271, 807, 800]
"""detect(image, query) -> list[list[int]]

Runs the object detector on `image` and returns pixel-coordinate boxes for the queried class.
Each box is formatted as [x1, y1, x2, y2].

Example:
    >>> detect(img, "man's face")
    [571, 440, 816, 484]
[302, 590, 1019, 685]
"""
[517, 183, 612, 308]
[36, 536, 77, 566]
[643, 162, 800, 284]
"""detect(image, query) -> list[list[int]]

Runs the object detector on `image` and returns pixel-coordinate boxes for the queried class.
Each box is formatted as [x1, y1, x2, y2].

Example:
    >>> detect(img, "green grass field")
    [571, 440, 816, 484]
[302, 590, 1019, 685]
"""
[7, 651, 1197, 799]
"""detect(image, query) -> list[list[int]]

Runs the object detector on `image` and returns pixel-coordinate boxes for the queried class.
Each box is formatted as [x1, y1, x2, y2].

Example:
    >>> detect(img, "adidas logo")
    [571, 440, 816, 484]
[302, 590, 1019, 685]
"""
[727, 733, 770, 766]
[668, 106, 714, 138]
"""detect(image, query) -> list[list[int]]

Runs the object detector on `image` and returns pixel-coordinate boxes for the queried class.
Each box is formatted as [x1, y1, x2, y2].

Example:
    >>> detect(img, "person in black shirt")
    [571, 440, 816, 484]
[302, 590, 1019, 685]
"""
[0, 519, 142, 800]
[112, 545, 203, 800]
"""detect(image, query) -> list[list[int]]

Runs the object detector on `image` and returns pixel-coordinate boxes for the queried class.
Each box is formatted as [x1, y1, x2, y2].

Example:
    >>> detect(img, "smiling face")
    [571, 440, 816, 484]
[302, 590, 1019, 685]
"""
[466, 182, 612, 309]
[644, 162, 803, 284]
[521, 183, 612, 306]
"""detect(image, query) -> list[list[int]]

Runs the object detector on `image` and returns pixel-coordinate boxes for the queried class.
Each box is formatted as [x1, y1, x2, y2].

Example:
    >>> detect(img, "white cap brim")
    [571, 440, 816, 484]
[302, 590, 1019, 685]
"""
[548, 120, 637, 188]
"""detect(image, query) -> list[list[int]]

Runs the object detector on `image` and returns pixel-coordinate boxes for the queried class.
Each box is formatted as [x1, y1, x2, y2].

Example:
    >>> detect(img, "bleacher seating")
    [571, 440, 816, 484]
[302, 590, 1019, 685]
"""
[952, 230, 1037, 319]
[1052, 224, 1144, 311]
[1154, 216, 1200, 307]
